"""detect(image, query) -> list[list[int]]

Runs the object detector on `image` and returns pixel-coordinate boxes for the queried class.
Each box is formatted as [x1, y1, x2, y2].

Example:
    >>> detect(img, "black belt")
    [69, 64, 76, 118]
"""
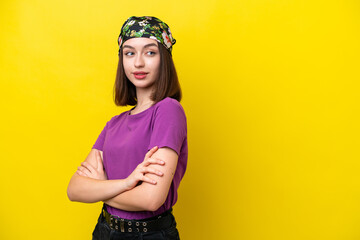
[102, 205, 174, 233]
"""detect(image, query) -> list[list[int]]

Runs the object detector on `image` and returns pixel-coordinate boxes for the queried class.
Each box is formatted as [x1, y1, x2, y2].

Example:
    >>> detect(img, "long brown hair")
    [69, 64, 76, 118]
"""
[113, 42, 181, 106]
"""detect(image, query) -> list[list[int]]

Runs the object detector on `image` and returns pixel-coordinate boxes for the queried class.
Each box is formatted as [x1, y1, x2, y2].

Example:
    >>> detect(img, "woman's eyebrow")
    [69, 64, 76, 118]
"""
[123, 43, 158, 50]
[143, 43, 158, 48]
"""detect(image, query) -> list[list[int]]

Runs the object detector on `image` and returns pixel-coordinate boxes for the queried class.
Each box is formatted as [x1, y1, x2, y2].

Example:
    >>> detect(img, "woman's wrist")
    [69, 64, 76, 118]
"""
[118, 178, 135, 193]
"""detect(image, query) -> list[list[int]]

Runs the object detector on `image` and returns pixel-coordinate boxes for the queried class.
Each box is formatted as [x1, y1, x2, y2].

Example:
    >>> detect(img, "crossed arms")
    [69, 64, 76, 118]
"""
[66, 146, 178, 212]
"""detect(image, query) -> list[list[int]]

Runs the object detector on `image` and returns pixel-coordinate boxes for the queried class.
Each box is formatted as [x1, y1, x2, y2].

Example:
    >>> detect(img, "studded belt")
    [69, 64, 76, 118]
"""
[102, 206, 174, 233]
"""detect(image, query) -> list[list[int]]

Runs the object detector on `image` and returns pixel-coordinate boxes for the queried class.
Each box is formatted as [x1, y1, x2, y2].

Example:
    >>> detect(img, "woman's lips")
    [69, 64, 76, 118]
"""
[133, 71, 148, 79]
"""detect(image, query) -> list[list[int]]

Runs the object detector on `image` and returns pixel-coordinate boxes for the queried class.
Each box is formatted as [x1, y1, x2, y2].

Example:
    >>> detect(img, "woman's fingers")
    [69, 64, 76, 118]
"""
[139, 166, 163, 176]
[77, 165, 91, 176]
[76, 170, 87, 177]
[147, 157, 165, 165]
[81, 161, 96, 173]
[144, 146, 158, 159]
[142, 157, 165, 167]
[141, 175, 157, 185]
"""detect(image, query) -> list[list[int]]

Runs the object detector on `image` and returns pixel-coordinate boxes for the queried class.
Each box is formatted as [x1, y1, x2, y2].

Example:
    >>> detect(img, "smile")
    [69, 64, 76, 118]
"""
[133, 71, 148, 79]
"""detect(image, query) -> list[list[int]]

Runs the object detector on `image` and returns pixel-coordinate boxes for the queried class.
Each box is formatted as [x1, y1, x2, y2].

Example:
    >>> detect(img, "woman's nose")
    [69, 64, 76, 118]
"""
[134, 55, 145, 68]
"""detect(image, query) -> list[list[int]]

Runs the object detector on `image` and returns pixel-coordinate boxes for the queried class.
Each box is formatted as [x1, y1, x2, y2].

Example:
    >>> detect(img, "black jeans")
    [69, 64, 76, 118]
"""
[92, 211, 180, 240]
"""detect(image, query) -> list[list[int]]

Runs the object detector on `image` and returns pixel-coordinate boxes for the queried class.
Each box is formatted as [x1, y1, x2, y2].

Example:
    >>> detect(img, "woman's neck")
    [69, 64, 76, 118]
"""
[131, 87, 155, 114]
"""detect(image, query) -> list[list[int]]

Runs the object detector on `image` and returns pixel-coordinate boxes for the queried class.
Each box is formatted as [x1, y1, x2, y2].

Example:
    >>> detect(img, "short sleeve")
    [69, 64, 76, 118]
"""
[148, 99, 187, 155]
[92, 121, 109, 151]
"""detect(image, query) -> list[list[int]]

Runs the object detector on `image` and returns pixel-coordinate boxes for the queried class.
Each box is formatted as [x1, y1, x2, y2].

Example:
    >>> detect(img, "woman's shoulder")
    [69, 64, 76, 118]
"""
[153, 97, 187, 125]
[155, 97, 185, 113]
[106, 111, 129, 125]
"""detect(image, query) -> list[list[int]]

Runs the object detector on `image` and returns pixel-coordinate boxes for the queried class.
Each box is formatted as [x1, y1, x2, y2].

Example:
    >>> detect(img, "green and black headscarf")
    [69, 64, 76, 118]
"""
[117, 16, 176, 56]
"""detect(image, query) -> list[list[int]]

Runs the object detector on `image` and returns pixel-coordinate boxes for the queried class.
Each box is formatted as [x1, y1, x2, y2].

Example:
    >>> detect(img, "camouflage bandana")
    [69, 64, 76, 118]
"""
[117, 16, 176, 56]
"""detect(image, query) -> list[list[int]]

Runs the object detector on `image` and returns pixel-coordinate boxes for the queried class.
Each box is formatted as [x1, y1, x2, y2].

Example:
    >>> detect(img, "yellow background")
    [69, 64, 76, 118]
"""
[1, 0, 359, 239]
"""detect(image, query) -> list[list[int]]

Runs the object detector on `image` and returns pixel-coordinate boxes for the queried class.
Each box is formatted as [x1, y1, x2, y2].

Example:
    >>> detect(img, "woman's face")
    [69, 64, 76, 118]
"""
[122, 37, 161, 90]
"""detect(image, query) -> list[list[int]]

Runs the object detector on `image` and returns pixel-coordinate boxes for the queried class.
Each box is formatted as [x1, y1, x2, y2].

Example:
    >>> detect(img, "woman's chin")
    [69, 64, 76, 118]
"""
[132, 82, 155, 90]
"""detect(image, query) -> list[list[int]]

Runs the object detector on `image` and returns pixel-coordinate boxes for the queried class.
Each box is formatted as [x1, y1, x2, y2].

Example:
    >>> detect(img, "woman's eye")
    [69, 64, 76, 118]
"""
[124, 52, 134, 56]
[147, 51, 156, 56]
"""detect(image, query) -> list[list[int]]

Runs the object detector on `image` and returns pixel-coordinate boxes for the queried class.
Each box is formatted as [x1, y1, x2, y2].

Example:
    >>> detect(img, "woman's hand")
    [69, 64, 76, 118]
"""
[124, 146, 165, 190]
[76, 150, 108, 180]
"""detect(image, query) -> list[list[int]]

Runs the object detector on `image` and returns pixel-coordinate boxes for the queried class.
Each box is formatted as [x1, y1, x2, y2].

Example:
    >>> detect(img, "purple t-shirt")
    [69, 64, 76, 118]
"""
[92, 97, 188, 219]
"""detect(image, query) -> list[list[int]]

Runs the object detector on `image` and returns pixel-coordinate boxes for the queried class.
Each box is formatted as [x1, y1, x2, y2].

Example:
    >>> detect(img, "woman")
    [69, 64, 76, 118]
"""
[67, 16, 188, 240]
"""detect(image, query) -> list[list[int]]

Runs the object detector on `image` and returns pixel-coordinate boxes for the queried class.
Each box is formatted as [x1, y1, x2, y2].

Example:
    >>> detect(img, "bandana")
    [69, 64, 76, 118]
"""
[117, 16, 176, 56]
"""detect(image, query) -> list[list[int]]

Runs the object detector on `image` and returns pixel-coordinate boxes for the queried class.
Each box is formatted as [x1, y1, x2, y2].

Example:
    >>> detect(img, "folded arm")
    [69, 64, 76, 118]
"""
[67, 147, 164, 203]
[103, 147, 178, 212]
[67, 149, 129, 203]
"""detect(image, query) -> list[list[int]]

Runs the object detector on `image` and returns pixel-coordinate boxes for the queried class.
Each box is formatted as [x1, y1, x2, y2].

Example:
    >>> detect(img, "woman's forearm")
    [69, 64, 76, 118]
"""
[103, 183, 160, 211]
[67, 174, 130, 203]
[104, 147, 178, 212]
[104, 147, 178, 211]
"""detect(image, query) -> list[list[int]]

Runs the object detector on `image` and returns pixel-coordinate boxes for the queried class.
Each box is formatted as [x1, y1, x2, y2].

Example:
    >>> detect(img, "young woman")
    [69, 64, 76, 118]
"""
[67, 16, 188, 240]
